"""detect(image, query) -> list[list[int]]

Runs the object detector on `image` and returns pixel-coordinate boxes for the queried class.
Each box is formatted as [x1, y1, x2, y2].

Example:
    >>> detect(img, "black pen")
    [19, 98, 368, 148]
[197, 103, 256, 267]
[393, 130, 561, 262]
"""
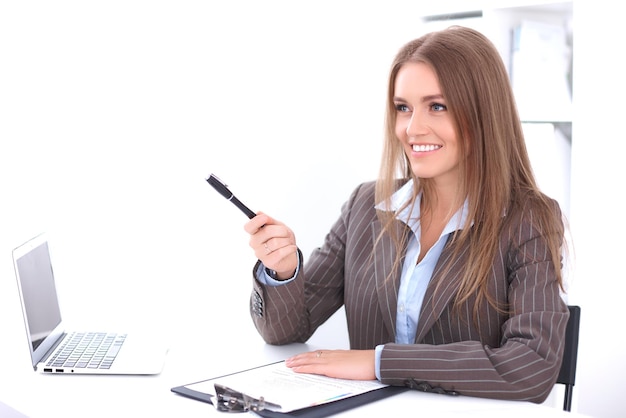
[206, 174, 256, 219]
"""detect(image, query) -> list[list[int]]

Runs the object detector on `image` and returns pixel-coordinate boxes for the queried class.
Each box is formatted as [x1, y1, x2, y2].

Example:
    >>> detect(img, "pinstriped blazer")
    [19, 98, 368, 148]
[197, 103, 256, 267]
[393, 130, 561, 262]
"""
[250, 180, 569, 403]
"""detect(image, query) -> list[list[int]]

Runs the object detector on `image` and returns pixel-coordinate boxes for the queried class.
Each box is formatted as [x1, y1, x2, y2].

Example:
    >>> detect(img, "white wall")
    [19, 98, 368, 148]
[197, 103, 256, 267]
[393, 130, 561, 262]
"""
[0, 0, 416, 389]
[1, 1, 621, 417]
[568, 1, 626, 417]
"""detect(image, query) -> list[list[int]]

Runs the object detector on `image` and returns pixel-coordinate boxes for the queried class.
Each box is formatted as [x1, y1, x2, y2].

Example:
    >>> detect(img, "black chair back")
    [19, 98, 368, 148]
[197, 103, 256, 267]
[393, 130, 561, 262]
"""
[557, 305, 581, 412]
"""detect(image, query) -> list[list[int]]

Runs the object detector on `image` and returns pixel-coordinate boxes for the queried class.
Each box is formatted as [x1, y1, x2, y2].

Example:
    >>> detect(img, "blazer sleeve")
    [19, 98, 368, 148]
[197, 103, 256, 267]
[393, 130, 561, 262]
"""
[379, 200, 569, 403]
[248, 183, 366, 345]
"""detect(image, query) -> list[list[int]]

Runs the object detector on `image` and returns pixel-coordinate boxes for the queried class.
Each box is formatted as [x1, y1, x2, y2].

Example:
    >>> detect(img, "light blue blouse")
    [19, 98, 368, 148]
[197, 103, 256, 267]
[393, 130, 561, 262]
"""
[373, 180, 468, 379]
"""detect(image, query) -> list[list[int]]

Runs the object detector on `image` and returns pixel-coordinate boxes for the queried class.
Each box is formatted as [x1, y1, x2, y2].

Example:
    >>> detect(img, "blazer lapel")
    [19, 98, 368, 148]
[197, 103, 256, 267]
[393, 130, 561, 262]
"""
[414, 236, 469, 343]
[371, 219, 407, 340]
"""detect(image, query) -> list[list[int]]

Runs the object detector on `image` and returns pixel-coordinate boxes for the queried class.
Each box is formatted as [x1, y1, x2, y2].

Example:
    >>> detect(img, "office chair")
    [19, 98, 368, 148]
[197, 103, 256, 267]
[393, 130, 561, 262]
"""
[556, 305, 581, 412]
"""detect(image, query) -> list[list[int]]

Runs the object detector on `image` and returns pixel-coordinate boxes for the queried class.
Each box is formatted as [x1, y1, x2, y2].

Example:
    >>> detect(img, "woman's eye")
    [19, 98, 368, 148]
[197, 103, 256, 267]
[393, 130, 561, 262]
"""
[395, 103, 410, 112]
[431, 103, 447, 112]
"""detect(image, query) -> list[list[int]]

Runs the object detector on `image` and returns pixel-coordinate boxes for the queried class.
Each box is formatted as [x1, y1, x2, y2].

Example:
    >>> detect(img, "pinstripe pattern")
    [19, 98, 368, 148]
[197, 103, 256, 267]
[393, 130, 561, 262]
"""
[250, 181, 568, 403]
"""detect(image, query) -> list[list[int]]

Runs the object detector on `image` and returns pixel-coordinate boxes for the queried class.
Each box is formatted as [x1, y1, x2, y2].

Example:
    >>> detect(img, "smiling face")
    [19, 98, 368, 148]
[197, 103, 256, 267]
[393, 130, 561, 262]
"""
[393, 62, 461, 189]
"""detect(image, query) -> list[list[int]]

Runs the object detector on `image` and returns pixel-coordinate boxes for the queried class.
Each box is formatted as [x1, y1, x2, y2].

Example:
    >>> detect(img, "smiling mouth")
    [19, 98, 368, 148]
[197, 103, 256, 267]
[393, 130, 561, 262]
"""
[412, 144, 441, 152]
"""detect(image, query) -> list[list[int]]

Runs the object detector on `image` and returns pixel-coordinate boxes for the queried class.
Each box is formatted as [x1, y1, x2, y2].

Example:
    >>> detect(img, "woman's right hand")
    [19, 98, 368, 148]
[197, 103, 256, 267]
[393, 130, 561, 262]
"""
[244, 212, 298, 280]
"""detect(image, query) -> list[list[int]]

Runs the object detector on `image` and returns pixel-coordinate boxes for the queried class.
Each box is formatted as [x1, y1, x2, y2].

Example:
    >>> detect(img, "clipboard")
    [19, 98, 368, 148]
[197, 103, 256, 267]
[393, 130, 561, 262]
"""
[170, 361, 408, 417]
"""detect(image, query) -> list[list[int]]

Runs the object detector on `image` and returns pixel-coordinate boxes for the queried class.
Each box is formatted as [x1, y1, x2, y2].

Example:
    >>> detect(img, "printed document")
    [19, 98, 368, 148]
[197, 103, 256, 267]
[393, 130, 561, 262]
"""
[184, 361, 387, 413]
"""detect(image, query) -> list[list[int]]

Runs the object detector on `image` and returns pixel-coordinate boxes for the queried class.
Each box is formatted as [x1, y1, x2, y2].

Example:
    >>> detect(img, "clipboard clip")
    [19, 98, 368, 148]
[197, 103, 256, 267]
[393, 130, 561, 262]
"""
[212, 383, 271, 413]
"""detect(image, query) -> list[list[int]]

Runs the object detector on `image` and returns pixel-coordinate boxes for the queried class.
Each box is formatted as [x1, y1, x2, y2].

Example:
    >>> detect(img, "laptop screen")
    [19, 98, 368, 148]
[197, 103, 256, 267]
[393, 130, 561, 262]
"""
[14, 239, 62, 352]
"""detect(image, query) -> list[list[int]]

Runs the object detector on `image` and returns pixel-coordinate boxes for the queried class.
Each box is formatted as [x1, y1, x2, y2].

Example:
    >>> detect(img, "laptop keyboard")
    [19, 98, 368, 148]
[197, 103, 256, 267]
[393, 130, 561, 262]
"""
[47, 332, 127, 370]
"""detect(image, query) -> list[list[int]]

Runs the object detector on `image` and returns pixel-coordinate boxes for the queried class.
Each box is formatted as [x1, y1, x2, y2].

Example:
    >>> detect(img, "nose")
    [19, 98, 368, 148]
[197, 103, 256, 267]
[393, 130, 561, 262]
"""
[406, 111, 427, 137]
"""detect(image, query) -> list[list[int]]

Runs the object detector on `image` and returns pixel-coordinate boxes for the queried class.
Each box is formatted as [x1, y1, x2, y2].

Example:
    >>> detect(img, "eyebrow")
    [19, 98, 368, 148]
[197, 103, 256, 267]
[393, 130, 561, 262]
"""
[393, 94, 445, 103]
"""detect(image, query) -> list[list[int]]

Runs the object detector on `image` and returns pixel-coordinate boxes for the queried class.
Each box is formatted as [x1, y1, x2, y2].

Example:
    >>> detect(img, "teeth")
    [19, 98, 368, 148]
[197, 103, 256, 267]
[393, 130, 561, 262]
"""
[412, 144, 441, 152]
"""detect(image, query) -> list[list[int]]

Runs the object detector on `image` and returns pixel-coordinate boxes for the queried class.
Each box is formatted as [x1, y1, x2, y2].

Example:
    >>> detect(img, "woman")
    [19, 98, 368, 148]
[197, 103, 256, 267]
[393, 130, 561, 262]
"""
[244, 26, 569, 403]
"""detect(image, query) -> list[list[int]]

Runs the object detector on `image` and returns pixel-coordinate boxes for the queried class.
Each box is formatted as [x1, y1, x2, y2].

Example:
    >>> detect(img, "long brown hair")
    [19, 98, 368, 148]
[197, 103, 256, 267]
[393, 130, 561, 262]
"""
[375, 26, 565, 315]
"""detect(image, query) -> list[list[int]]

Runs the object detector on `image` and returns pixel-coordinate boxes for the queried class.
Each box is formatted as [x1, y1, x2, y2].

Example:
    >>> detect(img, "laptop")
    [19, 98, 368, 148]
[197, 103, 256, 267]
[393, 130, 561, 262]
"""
[12, 232, 168, 375]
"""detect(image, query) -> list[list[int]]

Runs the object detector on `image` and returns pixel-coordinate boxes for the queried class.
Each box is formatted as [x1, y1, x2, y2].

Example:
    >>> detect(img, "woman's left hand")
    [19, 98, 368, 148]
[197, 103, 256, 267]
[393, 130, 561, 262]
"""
[285, 349, 376, 381]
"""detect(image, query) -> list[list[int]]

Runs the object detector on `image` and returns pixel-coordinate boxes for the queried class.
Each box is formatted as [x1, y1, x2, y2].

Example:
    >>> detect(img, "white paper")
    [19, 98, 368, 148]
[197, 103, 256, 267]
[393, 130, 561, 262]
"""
[185, 361, 387, 412]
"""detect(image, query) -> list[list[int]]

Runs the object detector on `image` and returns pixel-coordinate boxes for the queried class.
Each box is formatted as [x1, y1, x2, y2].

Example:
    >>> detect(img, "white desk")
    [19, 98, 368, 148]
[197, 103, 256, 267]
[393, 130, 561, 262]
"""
[0, 335, 585, 418]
